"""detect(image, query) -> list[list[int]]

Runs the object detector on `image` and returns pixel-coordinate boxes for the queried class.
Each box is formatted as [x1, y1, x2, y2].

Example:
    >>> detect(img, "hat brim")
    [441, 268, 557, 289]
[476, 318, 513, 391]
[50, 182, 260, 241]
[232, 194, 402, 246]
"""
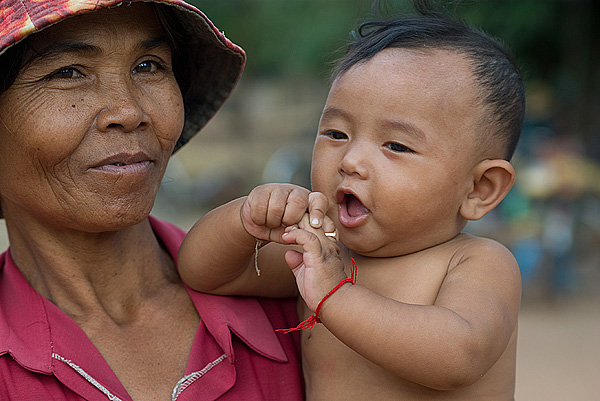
[0, 0, 246, 152]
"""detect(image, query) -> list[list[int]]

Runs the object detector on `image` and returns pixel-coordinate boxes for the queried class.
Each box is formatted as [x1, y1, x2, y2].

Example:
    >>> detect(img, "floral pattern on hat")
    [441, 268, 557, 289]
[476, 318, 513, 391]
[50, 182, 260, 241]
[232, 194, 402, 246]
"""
[0, 0, 206, 55]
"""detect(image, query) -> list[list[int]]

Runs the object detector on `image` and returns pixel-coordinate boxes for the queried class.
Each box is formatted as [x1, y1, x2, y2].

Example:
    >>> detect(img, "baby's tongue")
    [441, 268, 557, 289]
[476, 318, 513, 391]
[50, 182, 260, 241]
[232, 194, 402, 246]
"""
[347, 195, 369, 217]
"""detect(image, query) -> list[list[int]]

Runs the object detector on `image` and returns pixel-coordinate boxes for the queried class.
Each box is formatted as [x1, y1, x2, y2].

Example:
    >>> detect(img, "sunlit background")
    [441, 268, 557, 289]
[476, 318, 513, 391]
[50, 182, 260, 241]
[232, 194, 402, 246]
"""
[2, 0, 598, 399]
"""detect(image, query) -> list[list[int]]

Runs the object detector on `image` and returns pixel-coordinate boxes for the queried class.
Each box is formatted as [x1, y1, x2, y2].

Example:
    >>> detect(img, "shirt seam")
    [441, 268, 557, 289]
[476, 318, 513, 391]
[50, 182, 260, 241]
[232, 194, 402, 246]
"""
[171, 353, 228, 401]
[52, 353, 124, 401]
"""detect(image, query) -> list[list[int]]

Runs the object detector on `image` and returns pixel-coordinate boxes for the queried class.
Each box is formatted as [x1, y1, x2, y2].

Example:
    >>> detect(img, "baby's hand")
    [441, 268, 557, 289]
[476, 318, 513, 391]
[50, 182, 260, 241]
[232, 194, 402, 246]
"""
[282, 214, 347, 312]
[241, 184, 328, 243]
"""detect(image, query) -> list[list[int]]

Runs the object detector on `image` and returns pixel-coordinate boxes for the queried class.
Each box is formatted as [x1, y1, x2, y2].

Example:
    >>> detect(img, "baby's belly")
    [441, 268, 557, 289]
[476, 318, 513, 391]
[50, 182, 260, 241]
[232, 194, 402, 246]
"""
[301, 323, 517, 401]
[302, 324, 422, 400]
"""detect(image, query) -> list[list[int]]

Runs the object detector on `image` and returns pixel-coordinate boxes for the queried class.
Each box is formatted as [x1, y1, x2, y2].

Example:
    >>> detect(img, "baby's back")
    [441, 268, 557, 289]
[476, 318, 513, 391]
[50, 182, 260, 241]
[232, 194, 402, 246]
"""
[301, 234, 518, 400]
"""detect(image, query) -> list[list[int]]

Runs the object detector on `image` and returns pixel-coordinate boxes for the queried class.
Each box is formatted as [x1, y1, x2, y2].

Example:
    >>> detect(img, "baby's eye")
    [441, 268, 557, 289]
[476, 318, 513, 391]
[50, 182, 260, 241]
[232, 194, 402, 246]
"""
[385, 142, 413, 153]
[133, 60, 162, 74]
[50, 67, 85, 80]
[323, 130, 348, 140]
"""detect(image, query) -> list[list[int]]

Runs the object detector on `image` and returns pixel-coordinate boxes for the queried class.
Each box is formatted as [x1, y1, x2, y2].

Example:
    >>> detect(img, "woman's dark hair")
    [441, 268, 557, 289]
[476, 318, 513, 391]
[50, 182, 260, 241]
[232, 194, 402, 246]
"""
[333, 0, 525, 160]
[153, 5, 194, 107]
[0, 42, 27, 97]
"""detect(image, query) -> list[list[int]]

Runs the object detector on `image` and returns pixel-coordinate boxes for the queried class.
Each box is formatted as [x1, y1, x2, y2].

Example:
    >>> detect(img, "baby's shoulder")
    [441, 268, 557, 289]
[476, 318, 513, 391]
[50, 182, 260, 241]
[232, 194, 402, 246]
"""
[444, 233, 517, 268]
[384, 233, 513, 269]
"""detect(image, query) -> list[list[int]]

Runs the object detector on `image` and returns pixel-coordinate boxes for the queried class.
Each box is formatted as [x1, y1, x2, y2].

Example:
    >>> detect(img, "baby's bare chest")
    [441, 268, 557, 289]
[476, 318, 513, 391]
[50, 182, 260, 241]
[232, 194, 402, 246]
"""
[300, 250, 457, 398]
[350, 251, 452, 305]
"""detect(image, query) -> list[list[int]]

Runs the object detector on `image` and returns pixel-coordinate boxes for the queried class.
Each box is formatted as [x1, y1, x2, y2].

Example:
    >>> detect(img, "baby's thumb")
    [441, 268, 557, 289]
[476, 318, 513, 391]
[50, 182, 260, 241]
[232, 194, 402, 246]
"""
[284, 249, 304, 272]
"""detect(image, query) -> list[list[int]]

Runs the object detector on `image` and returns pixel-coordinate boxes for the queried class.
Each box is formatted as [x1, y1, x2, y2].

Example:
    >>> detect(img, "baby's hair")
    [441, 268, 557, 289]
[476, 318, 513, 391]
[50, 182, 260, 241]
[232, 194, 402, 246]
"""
[332, 0, 525, 161]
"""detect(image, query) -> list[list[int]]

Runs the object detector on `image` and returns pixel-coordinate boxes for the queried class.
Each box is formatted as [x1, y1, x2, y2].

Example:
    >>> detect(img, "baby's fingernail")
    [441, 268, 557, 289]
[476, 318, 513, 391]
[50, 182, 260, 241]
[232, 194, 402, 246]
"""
[311, 218, 320, 227]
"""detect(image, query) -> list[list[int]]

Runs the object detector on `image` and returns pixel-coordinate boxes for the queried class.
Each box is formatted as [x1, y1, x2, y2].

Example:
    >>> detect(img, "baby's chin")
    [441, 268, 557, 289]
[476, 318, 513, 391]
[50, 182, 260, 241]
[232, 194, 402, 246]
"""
[338, 240, 399, 259]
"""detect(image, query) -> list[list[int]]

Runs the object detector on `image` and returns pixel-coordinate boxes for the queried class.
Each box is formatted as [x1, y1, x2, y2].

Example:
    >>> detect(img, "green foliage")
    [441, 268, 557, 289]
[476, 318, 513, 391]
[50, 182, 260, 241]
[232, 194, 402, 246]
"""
[192, 0, 375, 78]
[190, 0, 572, 83]
[190, 1, 600, 145]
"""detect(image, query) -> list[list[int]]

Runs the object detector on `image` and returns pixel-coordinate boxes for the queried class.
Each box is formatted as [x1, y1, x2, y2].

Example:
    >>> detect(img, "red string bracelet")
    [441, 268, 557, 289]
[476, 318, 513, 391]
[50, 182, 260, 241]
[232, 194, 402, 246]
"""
[276, 258, 357, 334]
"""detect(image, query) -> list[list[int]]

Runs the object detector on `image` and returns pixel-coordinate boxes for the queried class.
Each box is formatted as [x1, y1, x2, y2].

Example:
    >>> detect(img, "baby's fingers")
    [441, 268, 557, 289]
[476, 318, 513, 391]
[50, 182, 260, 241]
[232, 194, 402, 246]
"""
[307, 192, 328, 228]
[246, 186, 274, 227]
[280, 186, 311, 227]
[246, 184, 309, 229]
[282, 227, 346, 310]
[282, 225, 322, 257]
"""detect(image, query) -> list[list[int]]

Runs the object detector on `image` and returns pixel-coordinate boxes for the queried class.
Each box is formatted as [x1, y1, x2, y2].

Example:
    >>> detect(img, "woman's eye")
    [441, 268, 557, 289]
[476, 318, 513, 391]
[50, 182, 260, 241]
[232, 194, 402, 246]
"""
[323, 130, 348, 140]
[50, 67, 84, 79]
[385, 142, 413, 153]
[133, 60, 161, 74]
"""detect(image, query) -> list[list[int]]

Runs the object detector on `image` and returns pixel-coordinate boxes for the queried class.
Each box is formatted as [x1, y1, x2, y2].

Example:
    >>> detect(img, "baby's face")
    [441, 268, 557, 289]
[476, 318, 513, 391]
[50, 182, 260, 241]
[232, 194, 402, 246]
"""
[311, 48, 484, 258]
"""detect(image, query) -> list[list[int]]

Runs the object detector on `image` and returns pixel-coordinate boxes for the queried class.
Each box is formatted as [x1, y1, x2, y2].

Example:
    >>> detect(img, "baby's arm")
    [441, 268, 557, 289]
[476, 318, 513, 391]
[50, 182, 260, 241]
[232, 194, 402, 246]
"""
[178, 184, 330, 298]
[284, 226, 521, 390]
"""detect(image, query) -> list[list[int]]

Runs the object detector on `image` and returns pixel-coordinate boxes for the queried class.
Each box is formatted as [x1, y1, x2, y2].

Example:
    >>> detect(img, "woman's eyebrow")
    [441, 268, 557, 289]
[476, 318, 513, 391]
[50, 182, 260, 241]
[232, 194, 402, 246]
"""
[142, 35, 168, 46]
[24, 41, 101, 65]
[26, 37, 169, 64]
[138, 37, 170, 51]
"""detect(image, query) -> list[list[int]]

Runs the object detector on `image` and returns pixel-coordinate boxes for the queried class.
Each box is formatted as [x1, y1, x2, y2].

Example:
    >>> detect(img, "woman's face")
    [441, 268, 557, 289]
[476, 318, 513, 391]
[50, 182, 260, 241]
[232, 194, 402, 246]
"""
[0, 4, 184, 232]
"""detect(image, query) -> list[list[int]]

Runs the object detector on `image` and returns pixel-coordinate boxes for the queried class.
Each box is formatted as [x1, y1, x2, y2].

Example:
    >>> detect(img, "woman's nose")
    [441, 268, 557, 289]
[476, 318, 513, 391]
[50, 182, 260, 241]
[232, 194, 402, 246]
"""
[95, 82, 149, 133]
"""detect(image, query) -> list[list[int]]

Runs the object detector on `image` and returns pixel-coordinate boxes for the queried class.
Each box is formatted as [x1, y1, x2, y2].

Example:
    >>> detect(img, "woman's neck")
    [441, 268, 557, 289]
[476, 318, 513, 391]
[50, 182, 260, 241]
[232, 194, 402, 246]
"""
[5, 217, 177, 323]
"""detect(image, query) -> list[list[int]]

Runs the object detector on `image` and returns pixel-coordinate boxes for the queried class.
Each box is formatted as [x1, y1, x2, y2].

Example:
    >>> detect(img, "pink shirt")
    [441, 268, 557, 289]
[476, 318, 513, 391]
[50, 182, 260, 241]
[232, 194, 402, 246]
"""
[0, 217, 304, 401]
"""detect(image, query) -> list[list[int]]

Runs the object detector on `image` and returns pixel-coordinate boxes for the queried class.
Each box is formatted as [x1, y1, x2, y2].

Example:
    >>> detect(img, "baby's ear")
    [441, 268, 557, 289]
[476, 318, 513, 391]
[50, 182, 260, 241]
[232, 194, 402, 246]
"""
[460, 159, 515, 221]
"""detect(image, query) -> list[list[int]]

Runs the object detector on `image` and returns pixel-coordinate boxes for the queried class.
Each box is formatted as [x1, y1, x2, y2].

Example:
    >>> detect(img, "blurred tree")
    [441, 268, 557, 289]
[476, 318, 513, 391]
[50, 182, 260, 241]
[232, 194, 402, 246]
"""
[191, 0, 600, 153]
[193, 0, 376, 78]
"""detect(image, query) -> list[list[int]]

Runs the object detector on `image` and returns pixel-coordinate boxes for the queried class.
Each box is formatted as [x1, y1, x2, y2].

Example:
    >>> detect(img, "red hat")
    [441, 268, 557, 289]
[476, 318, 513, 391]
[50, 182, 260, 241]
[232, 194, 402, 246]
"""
[0, 0, 246, 151]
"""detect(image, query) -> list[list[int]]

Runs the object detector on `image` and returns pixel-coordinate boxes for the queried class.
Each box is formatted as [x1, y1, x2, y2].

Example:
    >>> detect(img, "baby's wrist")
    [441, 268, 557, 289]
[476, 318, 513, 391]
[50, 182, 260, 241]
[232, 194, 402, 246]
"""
[236, 197, 262, 245]
[276, 259, 358, 334]
[315, 279, 354, 319]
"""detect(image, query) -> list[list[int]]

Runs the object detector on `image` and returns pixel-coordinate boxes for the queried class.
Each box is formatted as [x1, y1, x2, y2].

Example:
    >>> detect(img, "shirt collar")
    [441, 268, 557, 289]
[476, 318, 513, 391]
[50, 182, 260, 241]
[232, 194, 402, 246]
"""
[149, 216, 288, 363]
[0, 251, 53, 374]
[0, 217, 288, 376]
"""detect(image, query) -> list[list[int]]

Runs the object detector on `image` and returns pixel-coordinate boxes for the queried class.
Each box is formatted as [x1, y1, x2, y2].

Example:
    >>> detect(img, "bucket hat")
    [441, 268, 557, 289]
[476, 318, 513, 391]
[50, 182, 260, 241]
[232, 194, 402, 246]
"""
[0, 0, 246, 152]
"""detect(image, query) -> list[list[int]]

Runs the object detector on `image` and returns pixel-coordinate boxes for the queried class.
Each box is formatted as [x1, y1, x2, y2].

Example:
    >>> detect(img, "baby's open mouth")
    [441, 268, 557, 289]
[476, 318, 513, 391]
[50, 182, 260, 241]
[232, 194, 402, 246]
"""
[338, 193, 369, 227]
[345, 194, 369, 217]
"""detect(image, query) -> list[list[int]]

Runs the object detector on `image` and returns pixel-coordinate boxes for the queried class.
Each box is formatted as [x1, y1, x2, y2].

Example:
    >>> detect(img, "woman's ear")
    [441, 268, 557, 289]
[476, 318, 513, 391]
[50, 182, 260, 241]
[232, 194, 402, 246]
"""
[460, 159, 516, 221]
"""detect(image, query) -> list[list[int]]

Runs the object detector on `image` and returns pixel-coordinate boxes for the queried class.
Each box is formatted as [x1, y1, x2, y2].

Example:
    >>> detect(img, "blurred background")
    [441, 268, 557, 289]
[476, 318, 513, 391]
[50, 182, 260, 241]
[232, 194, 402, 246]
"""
[2, 0, 598, 399]
[153, 1, 600, 399]
[152, 1, 600, 399]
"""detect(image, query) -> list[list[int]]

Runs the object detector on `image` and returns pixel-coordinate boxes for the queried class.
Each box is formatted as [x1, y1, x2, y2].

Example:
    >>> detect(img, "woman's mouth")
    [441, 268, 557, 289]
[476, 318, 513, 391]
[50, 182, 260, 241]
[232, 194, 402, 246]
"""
[89, 152, 154, 174]
[338, 192, 369, 228]
[92, 161, 153, 174]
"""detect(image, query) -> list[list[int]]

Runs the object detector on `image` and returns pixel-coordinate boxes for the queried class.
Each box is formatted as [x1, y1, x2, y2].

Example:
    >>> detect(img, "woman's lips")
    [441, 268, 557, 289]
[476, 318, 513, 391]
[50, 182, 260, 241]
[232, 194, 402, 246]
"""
[93, 160, 153, 174]
[89, 152, 153, 174]
[338, 192, 369, 228]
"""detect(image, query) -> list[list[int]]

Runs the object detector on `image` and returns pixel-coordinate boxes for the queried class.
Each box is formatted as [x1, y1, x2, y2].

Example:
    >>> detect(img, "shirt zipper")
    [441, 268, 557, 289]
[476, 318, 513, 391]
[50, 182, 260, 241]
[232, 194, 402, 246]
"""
[52, 352, 228, 401]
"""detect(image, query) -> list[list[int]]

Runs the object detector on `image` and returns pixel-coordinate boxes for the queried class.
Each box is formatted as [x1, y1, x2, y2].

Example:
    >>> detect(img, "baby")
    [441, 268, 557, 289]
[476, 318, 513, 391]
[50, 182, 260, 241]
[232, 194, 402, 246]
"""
[179, 2, 524, 400]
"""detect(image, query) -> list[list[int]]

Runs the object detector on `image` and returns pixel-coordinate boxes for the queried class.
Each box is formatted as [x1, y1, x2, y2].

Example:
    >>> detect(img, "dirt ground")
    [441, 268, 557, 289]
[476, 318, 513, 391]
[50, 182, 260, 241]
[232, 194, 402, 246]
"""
[516, 294, 600, 400]
[0, 221, 598, 400]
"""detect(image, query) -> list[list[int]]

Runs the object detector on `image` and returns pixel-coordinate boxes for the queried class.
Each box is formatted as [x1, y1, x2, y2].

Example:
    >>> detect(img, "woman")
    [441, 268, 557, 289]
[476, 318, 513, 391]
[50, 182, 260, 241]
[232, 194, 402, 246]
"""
[0, 1, 303, 400]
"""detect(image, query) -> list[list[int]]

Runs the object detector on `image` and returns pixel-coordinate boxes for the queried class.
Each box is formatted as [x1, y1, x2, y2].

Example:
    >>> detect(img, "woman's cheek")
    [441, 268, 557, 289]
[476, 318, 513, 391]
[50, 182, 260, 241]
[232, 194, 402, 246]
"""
[151, 83, 185, 145]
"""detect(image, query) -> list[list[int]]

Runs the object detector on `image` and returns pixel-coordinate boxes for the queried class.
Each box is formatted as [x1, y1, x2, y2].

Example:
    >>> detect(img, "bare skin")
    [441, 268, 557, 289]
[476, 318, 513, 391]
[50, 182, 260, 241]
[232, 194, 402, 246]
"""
[0, 5, 198, 400]
[10, 218, 200, 401]
[299, 239, 519, 400]
[179, 48, 521, 400]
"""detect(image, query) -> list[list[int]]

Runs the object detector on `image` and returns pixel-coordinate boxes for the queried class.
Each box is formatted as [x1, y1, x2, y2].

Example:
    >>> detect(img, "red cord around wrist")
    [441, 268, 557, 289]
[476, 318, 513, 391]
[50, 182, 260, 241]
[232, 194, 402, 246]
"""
[276, 258, 357, 334]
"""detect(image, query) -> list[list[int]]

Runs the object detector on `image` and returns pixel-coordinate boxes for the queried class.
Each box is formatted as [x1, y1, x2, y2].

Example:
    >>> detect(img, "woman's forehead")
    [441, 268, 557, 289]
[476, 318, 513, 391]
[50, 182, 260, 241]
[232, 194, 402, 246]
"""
[26, 3, 163, 49]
